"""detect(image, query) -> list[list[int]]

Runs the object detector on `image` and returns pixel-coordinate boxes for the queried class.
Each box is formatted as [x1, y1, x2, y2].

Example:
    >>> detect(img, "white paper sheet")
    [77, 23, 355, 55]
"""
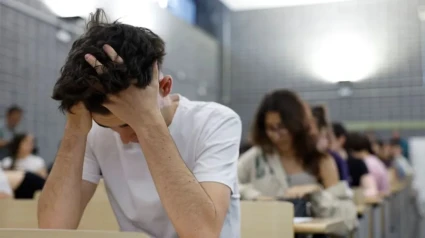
[293, 217, 313, 224]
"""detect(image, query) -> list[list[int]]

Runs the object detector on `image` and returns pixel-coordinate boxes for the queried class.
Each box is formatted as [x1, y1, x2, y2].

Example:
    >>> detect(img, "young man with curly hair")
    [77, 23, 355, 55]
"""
[38, 9, 242, 238]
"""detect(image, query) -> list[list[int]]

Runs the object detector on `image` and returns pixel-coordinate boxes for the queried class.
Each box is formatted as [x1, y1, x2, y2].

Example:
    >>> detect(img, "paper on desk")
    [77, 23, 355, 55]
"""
[293, 217, 313, 223]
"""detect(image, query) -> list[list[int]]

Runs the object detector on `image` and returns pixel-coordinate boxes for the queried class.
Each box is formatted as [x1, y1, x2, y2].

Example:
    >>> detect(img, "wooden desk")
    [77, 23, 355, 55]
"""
[294, 218, 344, 234]
[241, 201, 294, 238]
[0, 181, 118, 231]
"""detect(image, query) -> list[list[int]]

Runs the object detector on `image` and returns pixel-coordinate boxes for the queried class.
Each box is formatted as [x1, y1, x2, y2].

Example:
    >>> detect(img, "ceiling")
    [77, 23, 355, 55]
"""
[219, 0, 353, 11]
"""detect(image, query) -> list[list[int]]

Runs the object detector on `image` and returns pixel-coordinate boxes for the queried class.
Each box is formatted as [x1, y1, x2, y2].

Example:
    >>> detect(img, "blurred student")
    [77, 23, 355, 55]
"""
[345, 133, 390, 196]
[0, 168, 13, 198]
[390, 138, 413, 179]
[332, 123, 378, 197]
[0, 106, 23, 158]
[1, 134, 47, 178]
[372, 140, 392, 168]
[391, 130, 409, 161]
[238, 90, 357, 233]
[311, 106, 349, 182]
[3, 170, 45, 199]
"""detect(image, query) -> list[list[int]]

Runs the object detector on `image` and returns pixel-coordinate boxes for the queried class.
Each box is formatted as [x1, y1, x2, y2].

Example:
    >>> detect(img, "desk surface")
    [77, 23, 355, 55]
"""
[294, 218, 344, 234]
[365, 196, 383, 205]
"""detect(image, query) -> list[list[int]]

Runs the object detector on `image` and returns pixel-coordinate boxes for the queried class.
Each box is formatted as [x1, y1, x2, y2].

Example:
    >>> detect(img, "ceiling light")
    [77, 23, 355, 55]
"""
[312, 32, 377, 83]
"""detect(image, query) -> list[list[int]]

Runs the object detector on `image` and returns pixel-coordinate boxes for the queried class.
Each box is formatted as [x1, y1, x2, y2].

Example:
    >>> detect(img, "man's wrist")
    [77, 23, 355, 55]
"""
[64, 122, 89, 137]
[132, 110, 165, 132]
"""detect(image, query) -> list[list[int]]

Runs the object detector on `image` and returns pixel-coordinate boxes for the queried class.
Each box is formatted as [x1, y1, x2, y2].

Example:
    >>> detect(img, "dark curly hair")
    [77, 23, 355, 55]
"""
[52, 8, 166, 114]
[7, 134, 28, 170]
[251, 89, 326, 181]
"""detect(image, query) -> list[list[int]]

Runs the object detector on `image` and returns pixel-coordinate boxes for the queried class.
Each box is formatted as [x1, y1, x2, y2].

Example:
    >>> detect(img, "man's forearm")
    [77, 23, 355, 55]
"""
[135, 119, 218, 237]
[38, 126, 87, 229]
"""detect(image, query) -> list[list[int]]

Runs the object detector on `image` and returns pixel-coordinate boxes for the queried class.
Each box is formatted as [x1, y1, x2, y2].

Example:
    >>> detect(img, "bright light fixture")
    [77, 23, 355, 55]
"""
[312, 32, 377, 83]
[42, 0, 96, 17]
[219, 0, 354, 11]
[157, 0, 169, 8]
[112, 0, 159, 29]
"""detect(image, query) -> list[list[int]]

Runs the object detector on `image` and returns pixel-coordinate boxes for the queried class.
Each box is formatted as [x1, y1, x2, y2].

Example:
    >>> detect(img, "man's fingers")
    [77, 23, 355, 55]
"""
[103, 44, 124, 63]
[103, 44, 124, 64]
[84, 45, 123, 75]
[85, 54, 104, 74]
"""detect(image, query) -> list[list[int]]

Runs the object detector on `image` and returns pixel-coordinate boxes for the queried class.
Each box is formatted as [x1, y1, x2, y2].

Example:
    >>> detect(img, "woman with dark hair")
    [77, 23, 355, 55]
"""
[238, 89, 357, 233]
[0, 133, 46, 199]
[345, 132, 390, 195]
[2, 133, 47, 178]
[311, 105, 349, 182]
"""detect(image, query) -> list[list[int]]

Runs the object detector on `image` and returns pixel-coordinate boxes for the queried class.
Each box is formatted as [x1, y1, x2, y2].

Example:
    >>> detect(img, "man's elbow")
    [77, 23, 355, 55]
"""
[37, 202, 79, 229]
[38, 216, 79, 230]
[178, 226, 221, 238]
[176, 215, 223, 238]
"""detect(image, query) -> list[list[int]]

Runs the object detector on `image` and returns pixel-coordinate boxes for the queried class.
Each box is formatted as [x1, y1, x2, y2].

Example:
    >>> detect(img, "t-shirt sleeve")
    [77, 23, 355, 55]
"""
[33, 156, 46, 171]
[0, 168, 12, 195]
[358, 159, 369, 176]
[82, 138, 101, 184]
[192, 109, 242, 194]
[1, 157, 12, 170]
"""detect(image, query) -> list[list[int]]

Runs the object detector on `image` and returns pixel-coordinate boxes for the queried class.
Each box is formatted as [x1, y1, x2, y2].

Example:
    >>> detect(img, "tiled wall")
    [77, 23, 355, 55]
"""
[0, 0, 220, 163]
[229, 0, 425, 138]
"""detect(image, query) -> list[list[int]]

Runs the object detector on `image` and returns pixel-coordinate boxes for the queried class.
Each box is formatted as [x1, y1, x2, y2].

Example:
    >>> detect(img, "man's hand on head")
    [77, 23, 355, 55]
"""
[84, 44, 163, 129]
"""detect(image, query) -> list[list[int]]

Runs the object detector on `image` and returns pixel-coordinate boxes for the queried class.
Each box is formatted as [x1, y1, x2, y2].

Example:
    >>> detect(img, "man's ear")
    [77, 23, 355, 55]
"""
[159, 75, 173, 97]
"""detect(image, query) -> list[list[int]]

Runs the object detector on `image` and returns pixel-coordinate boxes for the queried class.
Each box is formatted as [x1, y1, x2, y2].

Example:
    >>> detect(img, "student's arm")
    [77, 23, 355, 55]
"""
[133, 111, 241, 238]
[38, 103, 97, 229]
[357, 160, 378, 197]
[320, 155, 340, 188]
[361, 174, 379, 197]
[0, 168, 12, 198]
[34, 157, 48, 178]
[35, 168, 48, 179]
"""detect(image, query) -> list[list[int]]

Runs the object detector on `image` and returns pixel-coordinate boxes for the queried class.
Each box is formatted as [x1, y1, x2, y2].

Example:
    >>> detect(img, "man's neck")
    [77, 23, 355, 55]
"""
[277, 146, 297, 160]
[161, 94, 180, 127]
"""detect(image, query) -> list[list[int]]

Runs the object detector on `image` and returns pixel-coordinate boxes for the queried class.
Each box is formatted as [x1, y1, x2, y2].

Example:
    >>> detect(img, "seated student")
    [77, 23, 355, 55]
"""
[238, 89, 357, 233]
[0, 106, 24, 159]
[332, 123, 378, 197]
[0, 168, 13, 198]
[2, 134, 47, 178]
[371, 140, 391, 167]
[311, 106, 349, 182]
[345, 133, 390, 196]
[38, 9, 241, 238]
[389, 138, 413, 179]
[4, 170, 45, 199]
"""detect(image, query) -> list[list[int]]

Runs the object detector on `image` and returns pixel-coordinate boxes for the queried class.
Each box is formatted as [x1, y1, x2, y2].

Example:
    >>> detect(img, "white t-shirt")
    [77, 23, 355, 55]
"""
[83, 95, 242, 238]
[0, 168, 12, 195]
[1, 155, 45, 173]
